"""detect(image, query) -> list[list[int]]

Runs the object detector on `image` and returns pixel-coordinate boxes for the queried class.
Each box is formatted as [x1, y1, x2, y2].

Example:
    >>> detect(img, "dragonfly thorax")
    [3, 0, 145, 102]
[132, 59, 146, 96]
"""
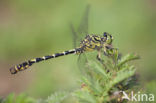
[77, 32, 113, 53]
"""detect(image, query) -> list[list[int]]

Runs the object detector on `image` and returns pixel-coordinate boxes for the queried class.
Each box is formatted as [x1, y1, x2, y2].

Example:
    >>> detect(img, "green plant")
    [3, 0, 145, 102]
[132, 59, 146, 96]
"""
[2, 48, 139, 103]
[73, 52, 139, 103]
[1, 93, 36, 103]
[45, 51, 139, 103]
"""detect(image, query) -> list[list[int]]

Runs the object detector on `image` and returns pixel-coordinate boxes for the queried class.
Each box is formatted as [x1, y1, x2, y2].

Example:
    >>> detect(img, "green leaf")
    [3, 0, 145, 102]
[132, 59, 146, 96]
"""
[2, 93, 36, 103]
[46, 91, 69, 103]
[73, 90, 96, 103]
[117, 53, 140, 67]
[15, 94, 36, 103]
[87, 60, 109, 80]
[105, 66, 136, 93]
[2, 93, 14, 103]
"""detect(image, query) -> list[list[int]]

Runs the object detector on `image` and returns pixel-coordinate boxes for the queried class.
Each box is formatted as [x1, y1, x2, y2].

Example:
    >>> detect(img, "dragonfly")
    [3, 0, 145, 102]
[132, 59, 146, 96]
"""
[10, 5, 116, 74]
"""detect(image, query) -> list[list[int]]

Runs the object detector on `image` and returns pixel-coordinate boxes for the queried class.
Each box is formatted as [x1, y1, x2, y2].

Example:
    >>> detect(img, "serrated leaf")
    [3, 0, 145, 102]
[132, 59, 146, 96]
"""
[73, 90, 96, 103]
[117, 53, 139, 67]
[46, 91, 69, 103]
[87, 60, 109, 79]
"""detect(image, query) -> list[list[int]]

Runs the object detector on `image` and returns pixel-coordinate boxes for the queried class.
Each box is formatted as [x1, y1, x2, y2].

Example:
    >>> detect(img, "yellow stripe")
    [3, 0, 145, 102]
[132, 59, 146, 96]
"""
[30, 59, 36, 62]
[62, 52, 66, 55]
[20, 66, 24, 70]
[52, 54, 55, 58]
[25, 65, 29, 68]
[15, 66, 19, 71]
[42, 56, 46, 60]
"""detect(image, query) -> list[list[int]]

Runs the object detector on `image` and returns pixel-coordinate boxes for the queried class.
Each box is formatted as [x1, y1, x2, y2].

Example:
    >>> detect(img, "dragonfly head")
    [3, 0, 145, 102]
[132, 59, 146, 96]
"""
[103, 32, 113, 45]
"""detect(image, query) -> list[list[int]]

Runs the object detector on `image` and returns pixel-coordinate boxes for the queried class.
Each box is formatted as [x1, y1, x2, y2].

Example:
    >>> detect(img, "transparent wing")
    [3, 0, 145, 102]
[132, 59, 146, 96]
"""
[77, 5, 90, 36]
[70, 24, 77, 48]
[70, 5, 90, 48]
[70, 5, 91, 75]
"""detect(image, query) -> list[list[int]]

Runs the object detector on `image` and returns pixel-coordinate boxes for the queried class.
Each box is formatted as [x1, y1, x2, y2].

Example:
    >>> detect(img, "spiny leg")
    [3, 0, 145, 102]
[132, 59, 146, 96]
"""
[104, 46, 119, 65]
[96, 50, 109, 72]
[96, 50, 104, 64]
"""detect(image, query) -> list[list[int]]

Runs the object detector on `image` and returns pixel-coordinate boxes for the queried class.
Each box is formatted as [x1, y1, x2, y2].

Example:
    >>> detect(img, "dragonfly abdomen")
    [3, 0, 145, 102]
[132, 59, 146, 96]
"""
[10, 49, 77, 74]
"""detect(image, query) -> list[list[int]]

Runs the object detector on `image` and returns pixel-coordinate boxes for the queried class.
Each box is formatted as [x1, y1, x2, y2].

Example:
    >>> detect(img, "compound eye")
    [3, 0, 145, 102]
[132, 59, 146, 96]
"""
[110, 35, 112, 39]
[103, 32, 107, 37]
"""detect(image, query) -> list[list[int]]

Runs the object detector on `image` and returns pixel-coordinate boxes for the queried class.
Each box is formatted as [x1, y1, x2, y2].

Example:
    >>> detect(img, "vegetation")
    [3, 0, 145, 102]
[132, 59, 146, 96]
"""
[0, 0, 155, 103]
[2, 51, 139, 103]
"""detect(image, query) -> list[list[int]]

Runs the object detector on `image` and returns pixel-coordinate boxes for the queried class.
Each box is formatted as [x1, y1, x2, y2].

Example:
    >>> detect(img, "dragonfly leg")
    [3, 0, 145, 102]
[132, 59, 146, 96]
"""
[96, 51, 104, 63]
[104, 46, 119, 65]
[104, 46, 117, 56]
[97, 50, 109, 72]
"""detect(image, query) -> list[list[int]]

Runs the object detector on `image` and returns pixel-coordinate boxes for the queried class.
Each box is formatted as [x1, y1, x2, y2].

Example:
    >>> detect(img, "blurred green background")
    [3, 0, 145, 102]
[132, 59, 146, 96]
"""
[0, 0, 156, 101]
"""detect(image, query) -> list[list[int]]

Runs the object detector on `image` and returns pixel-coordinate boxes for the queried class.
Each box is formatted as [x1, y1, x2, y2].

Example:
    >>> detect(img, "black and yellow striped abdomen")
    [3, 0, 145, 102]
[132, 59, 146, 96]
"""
[10, 49, 78, 74]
